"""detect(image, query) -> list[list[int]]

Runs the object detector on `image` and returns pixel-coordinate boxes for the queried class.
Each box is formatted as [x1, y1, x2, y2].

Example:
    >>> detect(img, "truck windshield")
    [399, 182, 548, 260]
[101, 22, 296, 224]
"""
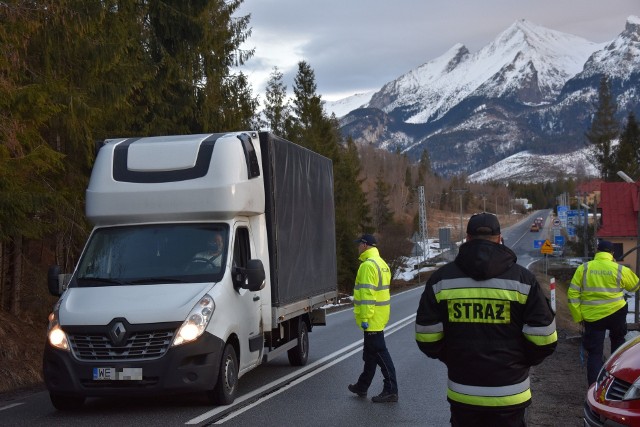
[74, 224, 228, 286]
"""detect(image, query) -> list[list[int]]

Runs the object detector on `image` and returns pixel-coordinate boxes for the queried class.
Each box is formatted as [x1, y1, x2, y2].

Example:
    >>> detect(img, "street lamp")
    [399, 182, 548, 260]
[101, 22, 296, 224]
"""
[617, 170, 640, 324]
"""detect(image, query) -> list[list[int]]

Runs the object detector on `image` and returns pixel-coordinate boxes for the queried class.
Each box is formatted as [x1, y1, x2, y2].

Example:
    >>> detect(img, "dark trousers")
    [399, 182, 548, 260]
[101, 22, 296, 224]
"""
[450, 405, 527, 427]
[356, 331, 398, 393]
[583, 305, 628, 385]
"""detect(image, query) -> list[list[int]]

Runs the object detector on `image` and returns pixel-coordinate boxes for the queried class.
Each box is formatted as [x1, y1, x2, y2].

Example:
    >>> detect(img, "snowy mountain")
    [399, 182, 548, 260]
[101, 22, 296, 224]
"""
[324, 91, 375, 118]
[468, 146, 599, 183]
[335, 16, 640, 182]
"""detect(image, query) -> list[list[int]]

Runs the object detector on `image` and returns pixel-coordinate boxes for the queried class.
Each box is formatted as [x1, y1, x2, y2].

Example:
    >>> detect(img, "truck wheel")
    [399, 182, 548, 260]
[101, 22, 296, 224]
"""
[49, 392, 85, 411]
[210, 344, 238, 405]
[287, 319, 309, 366]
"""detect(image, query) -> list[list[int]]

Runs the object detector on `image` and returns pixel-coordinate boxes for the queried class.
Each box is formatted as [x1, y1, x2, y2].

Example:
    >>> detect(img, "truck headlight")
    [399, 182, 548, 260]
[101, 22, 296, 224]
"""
[47, 302, 69, 351]
[172, 294, 215, 347]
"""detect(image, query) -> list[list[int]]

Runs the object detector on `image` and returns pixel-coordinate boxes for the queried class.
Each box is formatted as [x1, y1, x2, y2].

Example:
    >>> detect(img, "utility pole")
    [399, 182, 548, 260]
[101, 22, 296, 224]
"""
[418, 185, 428, 265]
[453, 189, 468, 245]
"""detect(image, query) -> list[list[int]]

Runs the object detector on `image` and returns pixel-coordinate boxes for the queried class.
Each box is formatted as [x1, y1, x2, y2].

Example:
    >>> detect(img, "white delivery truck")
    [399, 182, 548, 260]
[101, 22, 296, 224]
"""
[44, 131, 337, 410]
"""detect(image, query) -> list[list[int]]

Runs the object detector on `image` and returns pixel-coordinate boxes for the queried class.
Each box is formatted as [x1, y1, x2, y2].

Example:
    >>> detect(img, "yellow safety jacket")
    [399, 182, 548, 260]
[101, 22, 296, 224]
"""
[568, 251, 640, 323]
[353, 247, 391, 331]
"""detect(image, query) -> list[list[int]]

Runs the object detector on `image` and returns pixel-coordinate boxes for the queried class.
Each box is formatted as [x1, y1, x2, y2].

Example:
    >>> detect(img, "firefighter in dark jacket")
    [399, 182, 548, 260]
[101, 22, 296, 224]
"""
[415, 213, 557, 427]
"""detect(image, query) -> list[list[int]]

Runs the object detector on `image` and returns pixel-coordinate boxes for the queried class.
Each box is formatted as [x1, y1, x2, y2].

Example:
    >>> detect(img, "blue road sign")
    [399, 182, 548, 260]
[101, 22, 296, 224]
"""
[533, 240, 545, 249]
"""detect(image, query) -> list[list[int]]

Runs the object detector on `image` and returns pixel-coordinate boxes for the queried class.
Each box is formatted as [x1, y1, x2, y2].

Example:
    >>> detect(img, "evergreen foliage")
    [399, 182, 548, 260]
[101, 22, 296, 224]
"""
[263, 67, 291, 135]
[0, 0, 256, 314]
[615, 112, 640, 180]
[586, 76, 620, 180]
[372, 172, 393, 231]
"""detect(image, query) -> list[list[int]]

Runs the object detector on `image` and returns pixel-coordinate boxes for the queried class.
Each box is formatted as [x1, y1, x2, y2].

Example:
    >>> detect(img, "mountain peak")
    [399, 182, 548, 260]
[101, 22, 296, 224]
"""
[624, 15, 640, 41]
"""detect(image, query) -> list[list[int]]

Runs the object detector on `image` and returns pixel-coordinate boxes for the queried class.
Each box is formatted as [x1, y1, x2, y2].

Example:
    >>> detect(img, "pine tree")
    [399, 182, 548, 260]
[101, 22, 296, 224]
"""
[615, 112, 640, 180]
[334, 137, 371, 289]
[586, 76, 620, 180]
[263, 67, 291, 135]
[416, 149, 432, 185]
[372, 172, 394, 231]
[404, 166, 415, 209]
[288, 61, 327, 153]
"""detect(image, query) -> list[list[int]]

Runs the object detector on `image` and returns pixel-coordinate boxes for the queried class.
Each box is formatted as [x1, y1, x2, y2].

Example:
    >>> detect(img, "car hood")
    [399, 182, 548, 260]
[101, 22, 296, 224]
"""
[58, 283, 213, 325]
[607, 335, 640, 384]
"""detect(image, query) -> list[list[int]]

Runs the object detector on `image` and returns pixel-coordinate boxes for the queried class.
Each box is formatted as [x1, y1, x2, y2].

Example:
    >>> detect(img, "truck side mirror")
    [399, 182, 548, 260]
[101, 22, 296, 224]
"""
[243, 259, 266, 292]
[47, 265, 62, 296]
[47, 265, 71, 296]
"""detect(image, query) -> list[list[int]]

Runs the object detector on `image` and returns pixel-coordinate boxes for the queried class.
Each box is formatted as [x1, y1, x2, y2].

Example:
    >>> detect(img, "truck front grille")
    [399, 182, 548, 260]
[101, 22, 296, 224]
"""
[69, 330, 175, 361]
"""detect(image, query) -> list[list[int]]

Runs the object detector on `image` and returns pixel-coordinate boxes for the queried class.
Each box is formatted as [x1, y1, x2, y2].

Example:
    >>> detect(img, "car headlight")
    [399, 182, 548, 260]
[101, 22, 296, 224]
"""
[623, 377, 640, 401]
[172, 294, 215, 347]
[47, 300, 69, 351]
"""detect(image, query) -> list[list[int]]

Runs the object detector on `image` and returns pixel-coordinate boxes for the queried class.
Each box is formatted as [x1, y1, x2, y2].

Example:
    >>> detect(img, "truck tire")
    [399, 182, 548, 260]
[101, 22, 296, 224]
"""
[49, 392, 85, 411]
[287, 318, 309, 366]
[210, 344, 238, 405]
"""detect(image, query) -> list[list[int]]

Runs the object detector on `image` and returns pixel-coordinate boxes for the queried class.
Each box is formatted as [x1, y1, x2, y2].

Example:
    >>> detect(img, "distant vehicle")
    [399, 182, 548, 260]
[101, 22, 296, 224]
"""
[535, 217, 544, 226]
[584, 335, 640, 426]
[530, 223, 540, 232]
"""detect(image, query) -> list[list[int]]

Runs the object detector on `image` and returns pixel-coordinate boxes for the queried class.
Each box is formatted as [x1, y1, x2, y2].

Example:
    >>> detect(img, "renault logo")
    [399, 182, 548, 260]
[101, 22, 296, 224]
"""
[109, 321, 127, 346]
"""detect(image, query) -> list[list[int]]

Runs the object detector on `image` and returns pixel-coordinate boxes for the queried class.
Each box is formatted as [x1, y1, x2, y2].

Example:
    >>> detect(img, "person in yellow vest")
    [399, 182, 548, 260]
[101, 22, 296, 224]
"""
[568, 239, 640, 385]
[348, 234, 398, 403]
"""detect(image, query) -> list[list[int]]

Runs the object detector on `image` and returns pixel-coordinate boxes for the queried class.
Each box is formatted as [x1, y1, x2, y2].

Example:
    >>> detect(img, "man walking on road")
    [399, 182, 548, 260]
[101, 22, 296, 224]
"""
[348, 234, 398, 403]
[415, 213, 557, 426]
[568, 239, 640, 385]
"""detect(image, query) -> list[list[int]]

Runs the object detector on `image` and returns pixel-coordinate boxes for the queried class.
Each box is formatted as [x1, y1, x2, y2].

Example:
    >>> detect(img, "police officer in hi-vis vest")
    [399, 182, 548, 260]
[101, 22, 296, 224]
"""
[568, 239, 640, 386]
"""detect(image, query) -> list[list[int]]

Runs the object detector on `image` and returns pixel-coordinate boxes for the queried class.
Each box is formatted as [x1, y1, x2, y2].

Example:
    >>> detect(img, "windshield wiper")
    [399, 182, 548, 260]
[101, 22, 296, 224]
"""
[76, 277, 129, 287]
[129, 277, 186, 284]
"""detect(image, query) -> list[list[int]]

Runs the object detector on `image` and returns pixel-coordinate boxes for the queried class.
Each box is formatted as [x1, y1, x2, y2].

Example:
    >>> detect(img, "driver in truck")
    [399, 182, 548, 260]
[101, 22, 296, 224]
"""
[191, 233, 225, 269]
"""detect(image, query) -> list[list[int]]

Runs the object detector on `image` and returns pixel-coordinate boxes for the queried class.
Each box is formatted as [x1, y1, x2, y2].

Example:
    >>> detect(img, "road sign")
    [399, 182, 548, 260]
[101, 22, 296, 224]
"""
[533, 240, 545, 249]
[553, 218, 561, 227]
[554, 235, 565, 246]
[540, 240, 554, 255]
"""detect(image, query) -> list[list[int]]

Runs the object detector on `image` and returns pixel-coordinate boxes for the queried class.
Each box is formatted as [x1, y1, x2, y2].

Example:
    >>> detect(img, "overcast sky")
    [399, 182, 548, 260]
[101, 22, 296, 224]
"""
[235, 0, 639, 102]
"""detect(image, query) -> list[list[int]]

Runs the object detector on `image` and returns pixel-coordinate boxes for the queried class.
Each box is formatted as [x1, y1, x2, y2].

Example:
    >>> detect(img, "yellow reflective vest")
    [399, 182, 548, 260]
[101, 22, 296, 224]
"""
[568, 251, 640, 323]
[353, 247, 391, 331]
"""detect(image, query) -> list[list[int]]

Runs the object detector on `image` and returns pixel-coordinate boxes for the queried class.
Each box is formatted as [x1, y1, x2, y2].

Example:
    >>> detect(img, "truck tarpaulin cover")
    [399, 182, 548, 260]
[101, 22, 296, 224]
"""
[259, 133, 337, 306]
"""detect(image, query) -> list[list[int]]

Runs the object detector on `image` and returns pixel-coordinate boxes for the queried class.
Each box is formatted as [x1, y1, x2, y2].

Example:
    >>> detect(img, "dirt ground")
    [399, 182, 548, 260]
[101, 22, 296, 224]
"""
[527, 266, 588, 427]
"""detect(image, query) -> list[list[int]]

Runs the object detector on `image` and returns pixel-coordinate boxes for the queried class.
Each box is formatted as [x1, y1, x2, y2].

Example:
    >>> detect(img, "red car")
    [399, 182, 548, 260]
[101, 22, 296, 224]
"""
[584, 334, 640, 426]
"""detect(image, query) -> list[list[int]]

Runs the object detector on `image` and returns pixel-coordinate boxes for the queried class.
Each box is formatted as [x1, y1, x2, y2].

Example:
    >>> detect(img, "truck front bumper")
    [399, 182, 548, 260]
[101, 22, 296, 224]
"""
[43, 332, 225, 397]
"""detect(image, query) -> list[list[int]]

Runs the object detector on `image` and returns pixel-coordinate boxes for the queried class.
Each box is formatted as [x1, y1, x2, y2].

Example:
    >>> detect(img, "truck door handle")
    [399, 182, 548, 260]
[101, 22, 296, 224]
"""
[253, 295, 260, 301]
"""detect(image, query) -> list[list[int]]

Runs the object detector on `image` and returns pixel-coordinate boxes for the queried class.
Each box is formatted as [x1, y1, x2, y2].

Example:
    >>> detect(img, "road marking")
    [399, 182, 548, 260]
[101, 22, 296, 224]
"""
[185, 313, 416, 425]
[0, 402, 24, 412]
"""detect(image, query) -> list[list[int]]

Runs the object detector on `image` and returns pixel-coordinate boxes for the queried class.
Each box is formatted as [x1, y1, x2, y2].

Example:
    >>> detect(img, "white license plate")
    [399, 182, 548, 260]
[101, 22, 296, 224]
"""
[92, 367, 142, 381]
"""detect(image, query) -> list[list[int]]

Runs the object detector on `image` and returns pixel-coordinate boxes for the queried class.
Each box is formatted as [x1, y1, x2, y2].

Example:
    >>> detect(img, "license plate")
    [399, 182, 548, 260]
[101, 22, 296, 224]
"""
[93, 367, 142, 381]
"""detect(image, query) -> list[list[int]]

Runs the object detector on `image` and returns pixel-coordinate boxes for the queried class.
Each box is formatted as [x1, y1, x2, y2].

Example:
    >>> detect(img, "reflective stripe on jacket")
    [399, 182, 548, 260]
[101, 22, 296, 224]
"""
[353, 247, 391, 331]
[568, 251, 640, 323]
[415, 239, 557, 410]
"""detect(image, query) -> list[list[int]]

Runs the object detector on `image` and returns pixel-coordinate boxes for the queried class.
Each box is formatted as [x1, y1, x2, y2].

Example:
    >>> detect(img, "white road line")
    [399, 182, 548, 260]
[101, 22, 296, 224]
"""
[0, 402, 25, 412]
[185, 313, 416, 425]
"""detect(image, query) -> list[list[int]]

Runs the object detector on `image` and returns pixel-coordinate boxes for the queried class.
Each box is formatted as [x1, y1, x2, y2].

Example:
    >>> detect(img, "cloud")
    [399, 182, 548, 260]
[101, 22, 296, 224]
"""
[236, 0, 638, 101]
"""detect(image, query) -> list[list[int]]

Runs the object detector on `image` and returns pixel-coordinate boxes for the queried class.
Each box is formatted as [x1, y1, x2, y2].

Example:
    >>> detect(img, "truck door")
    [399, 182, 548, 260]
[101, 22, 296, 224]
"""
[233, 225, 263, 370]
